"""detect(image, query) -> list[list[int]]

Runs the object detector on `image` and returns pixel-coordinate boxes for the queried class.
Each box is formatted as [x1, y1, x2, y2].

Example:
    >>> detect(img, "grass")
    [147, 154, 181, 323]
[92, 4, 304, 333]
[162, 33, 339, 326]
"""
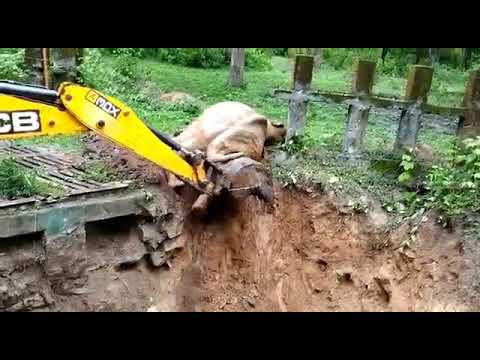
[0, 158, 65, 199]
[14, 134, 84, 153]
[79, 160, 119, 183]
[5, 52, 465, 208]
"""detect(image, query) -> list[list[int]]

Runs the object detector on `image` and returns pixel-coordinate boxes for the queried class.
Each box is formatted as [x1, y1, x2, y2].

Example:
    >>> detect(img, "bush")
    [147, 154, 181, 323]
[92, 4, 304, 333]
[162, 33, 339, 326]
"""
[272, 48, 288, 56]
[111, 48, 141, 78]
[0, 49, 27, 81]
[153, 48, 272, 70]
[323, 48, 380, 71]
[245, 48, 272, 70]
[78, 49, 140, 92]
[423, 137, 480, 216]
[101, 48, 145, 58]
[0, 48, 22, 55]
[377, 55, 409, 77]
[78, 49, 113, 89]
[157, 48, 226, 69]
[282, 133, 316, 155]
[261, 48, 288, 57]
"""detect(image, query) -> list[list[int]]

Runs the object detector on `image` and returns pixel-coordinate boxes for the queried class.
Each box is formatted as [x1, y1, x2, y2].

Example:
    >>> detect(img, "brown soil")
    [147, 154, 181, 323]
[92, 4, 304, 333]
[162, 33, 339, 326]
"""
[159, 92, 198, 103]
[81, 134, 169, 185]
[143, 185, 479, 312]
[13, 135, 478, 312]
[12, 180, 477, 312]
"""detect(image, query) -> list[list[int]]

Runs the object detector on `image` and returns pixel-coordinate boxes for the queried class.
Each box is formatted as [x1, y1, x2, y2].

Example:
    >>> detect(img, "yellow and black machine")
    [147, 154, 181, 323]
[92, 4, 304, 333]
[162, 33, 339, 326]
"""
[0, 80, 229, 196]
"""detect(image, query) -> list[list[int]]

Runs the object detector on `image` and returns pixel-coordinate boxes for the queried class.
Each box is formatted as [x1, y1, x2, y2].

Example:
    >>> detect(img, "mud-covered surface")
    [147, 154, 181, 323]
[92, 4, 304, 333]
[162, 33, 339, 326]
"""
[81, 134, 170, 185]
[0, 184, 187, 312]
[163, 185, 479, 312]
[2, 181, 479, 312]
[2, 132, 480, 311]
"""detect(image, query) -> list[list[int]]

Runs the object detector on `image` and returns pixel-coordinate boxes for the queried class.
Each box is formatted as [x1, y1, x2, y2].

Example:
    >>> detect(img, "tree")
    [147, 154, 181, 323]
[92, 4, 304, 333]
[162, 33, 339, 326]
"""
[24, 48, 82, 88]
[24, 48, 44, 86]
[461, 48, 473, 70]
[229, 48, 245, 87]
[428, 48, 439, 65]
[50, 48, 80, 88]
[381, 48, 389, 63]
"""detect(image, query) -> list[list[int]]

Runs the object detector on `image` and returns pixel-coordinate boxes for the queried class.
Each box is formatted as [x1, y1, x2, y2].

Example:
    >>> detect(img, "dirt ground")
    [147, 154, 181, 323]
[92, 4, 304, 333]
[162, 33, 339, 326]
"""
[156, 185, 477, 312]
[67, 184, 477, 313]
[6, 179, 478, 312]
[54, 134, 479, 312]
[81, 133, 170, 185]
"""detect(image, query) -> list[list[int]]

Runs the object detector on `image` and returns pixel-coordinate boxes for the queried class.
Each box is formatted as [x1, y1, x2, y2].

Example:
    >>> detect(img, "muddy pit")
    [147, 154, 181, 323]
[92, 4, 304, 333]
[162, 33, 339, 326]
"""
[2, 135, 479, 312]
[3, 182, 478, 312]
[153, 185, 479, 312]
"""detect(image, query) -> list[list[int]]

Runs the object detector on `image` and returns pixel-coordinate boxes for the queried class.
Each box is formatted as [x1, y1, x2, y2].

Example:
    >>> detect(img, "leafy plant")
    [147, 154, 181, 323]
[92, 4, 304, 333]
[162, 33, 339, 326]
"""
[0, 49, 28, 81]
[423, 137, 480, 216]
[281, 133, 316, 155]
[270, 48, 288, 56]
[111, 48, 141, 79]
[156, 48, 226, 69]
[398, 150, 416, 186]
[245, 48, 272, 70]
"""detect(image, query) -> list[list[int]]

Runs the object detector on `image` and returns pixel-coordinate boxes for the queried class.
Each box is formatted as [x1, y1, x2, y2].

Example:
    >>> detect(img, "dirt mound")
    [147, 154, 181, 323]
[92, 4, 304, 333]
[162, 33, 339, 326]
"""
[162, 185, 479, 312]
[160, 92, 196, 103]
[135, 79, 205, 110]
[81, 134, 169, 184]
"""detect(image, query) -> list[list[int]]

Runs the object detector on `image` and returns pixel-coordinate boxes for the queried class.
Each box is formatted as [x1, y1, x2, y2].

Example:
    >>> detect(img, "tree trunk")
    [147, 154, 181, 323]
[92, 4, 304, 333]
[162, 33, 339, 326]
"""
[381, 48, 389, 63]
[229, 48, 245, 87]
[224, 48, 232, 62]
[24, 48, 44, 85]
[76, 48, 84, 65]
[415, 48, 423, 64]
[50, 48, 79, 89]
[312, 48, 323, 69]
[462, 48, 473, 70]
[429, 48, 439, 65]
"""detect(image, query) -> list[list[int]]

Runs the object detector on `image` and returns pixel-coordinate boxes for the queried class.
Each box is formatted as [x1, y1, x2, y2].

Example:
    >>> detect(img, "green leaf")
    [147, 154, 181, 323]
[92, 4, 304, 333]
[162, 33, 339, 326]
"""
[461, 181, 475, 189]
[403, 162, 414, 171]
[398, 172, 412, 184]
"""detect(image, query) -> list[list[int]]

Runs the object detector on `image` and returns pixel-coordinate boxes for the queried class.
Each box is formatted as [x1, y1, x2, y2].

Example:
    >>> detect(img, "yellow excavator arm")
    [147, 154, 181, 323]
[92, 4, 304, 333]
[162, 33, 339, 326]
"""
[0, 80, 224, 195]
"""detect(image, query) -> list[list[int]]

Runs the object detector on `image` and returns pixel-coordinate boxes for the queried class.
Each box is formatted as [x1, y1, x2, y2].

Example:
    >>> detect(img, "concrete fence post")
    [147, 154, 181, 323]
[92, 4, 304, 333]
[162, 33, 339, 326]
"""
[340, 60, 376, 161]
[394, 65, 434, 152]
[286, 55, 314, 139]
[457, 70, 480, 140]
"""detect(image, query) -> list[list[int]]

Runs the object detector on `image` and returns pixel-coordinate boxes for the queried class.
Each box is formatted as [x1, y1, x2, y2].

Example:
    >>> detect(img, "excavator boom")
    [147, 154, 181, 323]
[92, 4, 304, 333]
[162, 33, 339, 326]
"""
[0, 81, 223, 195]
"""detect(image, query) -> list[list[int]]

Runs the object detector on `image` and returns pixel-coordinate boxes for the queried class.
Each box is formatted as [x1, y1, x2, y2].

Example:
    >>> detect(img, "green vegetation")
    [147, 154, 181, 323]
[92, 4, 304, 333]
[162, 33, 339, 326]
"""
[79, 160, 119, 183]
[101, 48, 273, 70]
[422, 138, 480, 217]
[2, 48, 480, 221]
[13, 135, 83, 152]
[0, 49, 28, 81]
[0, 158, 64, 199]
